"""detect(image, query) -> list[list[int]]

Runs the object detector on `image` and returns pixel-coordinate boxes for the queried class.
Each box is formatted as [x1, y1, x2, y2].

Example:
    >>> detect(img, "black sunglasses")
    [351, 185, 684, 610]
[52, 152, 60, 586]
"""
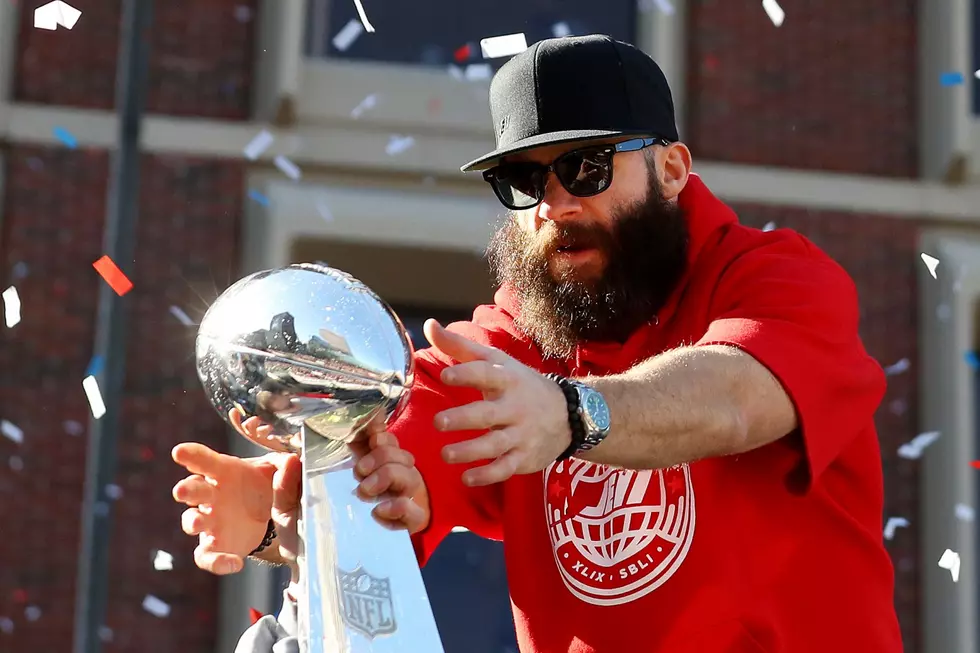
[482, 136, 669, 210]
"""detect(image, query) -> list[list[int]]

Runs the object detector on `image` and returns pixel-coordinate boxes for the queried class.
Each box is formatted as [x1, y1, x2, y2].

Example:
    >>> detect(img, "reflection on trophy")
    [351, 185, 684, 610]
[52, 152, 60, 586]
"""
[194, 262, 445, 653]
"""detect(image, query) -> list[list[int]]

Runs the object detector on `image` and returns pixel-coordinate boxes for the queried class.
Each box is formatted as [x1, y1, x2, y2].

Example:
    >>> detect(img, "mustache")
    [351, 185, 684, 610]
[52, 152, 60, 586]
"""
[533, 220, 613, 256]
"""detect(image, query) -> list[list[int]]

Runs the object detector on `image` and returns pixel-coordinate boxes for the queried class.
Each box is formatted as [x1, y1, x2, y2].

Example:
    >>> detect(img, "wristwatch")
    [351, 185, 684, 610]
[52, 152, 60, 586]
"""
[546, 374, 612, 461]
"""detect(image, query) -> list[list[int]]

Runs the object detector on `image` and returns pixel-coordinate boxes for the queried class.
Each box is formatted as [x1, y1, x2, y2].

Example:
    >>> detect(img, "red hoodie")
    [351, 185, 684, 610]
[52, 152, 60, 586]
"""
[394, 174, 903, 653]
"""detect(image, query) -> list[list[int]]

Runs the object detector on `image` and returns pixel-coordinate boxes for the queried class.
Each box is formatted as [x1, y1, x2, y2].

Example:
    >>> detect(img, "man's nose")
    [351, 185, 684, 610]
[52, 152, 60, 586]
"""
[536, 172, 584, 223]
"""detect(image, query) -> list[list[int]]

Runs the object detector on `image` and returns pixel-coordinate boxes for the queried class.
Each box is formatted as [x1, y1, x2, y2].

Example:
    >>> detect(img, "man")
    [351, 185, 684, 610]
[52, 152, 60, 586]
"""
[173, 35, 903, 652]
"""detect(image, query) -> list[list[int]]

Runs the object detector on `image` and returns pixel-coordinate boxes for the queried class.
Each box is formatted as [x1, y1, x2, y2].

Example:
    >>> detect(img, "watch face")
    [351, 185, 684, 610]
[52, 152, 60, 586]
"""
[584, 391, 611, 432]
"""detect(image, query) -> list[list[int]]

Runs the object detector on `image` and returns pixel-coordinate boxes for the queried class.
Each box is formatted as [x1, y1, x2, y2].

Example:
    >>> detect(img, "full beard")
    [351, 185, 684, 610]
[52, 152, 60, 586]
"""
[487, 176, 689, 360]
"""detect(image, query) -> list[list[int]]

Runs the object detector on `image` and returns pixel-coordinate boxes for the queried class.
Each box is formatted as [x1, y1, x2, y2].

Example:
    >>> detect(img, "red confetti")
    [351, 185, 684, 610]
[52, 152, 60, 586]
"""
[971, 461, 980, 469]
[248, 608, 264, 625]
[140, 445, 154, 462]
[93, 255, 133, 296]
[454, 43, 471, 62]
[12, 588, 27, 603]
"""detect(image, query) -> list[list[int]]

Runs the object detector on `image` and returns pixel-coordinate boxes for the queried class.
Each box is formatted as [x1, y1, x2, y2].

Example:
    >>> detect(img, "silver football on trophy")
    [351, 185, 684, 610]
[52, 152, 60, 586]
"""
[194, 263, 415, 455]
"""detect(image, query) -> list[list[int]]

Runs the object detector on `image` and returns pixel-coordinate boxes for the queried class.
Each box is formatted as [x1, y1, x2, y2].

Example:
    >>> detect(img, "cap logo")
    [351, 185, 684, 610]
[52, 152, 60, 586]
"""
[499, 116, 508, 136]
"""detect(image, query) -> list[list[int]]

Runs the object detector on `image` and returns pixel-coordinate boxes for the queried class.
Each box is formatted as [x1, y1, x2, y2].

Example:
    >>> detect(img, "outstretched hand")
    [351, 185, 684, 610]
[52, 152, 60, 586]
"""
[424, 319, 572, 487]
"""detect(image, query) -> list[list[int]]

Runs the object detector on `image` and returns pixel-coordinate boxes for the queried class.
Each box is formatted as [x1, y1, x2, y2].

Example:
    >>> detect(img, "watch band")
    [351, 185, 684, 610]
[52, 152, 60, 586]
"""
[545, 373, 587, 462]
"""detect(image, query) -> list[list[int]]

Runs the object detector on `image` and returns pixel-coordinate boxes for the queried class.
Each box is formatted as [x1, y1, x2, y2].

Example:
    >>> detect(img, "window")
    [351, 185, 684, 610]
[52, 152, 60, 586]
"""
[306, 0, 637, 72]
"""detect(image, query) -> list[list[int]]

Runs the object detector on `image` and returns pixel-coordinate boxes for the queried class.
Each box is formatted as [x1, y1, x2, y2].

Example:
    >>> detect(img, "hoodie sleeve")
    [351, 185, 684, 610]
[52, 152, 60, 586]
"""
[234, 589, 299, 653]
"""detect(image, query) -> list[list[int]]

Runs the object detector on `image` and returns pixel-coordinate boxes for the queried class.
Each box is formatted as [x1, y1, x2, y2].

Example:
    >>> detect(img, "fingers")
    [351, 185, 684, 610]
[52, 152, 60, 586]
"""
[440, 361, 511, 393]
[460, 449, 522, 487]
[372, 496, 430, 534]
[172, 475, 216, 506]
[355, 445, 414, 479]
[441, 428, 516, 464]
[271, 453, 302, 514]
[368, 430, 399, 450]
[172, 442, 227, 477]
[194, 539, 245, 575]
[435, 400, 512, 432]
[423, 319, 502, 365]
[228, 408, 274, 441]
[181, 507, 213, 536]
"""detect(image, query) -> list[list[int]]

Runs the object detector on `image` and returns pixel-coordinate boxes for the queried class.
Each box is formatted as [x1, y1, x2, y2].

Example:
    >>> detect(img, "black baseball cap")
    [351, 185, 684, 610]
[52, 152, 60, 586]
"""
[460, 34, 679, 173]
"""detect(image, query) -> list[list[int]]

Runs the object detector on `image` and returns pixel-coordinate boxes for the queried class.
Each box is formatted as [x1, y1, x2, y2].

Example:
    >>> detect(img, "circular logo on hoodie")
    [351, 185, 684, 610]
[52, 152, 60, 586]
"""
[543, 459, 695, 606]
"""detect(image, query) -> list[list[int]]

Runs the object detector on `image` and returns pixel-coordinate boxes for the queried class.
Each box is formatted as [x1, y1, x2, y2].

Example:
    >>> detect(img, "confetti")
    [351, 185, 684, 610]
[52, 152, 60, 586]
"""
[83, 375, 107, 419]
[11, 262, 29, 280]
[352, 0, 375, 33]
[551, 22, 572, 38]
[762, 0, 784, 27]
[169, 305, 194, 326]
[966, 351, 979, 369]
[3, 286, 21, 327]
[315, 195, 334, 222]
[53, 126, 78, 149]
[24, 606, 40, 622]
[480, 33, 528, 59]
[248, 190, 270, 207]
[243, 130, 274, 161]
[883, 358, 910, 376]
[897, 431, 940, 459]
[936, 303, 952, 322]
[98, 626, 114, 643]
[0, 617, 12, 634]
[1, 420, 23, 445]
[63, 420, 84, 436]
[921, 253, 940, 279]
[976, 69, 980, 80]
[350, 93, 378, 119]
[454, 43, 473, 62]
[970, 460, 980, 469]
[938, 548, 960, 582]
[34, 1, 81, 30]
[385, 135, 415, 156]
[332, 18, 364, 52]
[233, 5, 252, 22]
[152, 550, 174, 571]
[940, 72, 965, 86]
[762, 221, 776, 232]
[465, 63, 493, 81]
[274, 155, 302, 181]
[8, 456, 23, 472]
[86, 355, 104, 378]
[142, 595, 170, 618]
[883, 516, 909, 540]
[888, 399, 907, 416]
[653, 0, 675, 14]
[105, 484, 123, 500]
[92, 255, 133, 296]
[447, 64, 465, 81]
[955, 503, 975, 522]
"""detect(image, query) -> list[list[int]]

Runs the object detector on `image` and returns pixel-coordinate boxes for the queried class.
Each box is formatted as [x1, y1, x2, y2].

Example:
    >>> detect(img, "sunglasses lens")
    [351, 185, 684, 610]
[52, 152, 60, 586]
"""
[490, 164, 542, 209]
[555, 150, 612, 197]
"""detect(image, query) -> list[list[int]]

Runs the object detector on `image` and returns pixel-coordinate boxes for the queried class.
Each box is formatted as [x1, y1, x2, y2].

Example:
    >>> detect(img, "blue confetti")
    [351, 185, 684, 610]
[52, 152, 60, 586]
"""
[248, 190, 270, 207]
[965, 351, 979, 370]
[86, 355, 104, 378]
[53, 126, 78, 149]
[940, 72, 965, 86]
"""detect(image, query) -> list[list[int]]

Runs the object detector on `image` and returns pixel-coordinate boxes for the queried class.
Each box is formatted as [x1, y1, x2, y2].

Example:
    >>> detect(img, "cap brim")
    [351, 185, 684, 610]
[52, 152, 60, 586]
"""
[460, 129, 656, 172]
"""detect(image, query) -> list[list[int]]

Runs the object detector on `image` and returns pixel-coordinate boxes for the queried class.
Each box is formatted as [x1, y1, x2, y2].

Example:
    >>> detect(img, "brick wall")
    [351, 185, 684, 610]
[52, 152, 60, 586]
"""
[686, 0, 919, 178]
[0, 146, 244, 652]
[14, 0, 257, 119]
[733, 204, 924, 651]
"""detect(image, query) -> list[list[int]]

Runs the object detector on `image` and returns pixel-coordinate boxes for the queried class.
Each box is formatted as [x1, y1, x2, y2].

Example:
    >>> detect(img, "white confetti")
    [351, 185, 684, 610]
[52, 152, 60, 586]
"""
[551, 22, 571, 38]
[921, 253, 940, 279]
[233, 5, 252, 22]
[105, 484, 123, 501]
[152, 549, 174, 571]
[352, 0, 375, 33]
[142, 595, 171, 618]
[762, 0, 785, 27]
[762, 221, 777, 232]
[975, 69, 980, 80]
[83, 375, 106, 419]
[11, 262, 29, 280]
[63, 420, 84, 436]
[350, 93, 378, 119]
[24, 606, 41, 622]
[98, 626, 114, 643]
[480, 33, 528, 59]
[888, 399, 907, 416]
[332, 18, 364, 52]
[0, 617, 12, 634]
[447, 64, 465, 81]
[938, 548, 961, 582]
[2, 286, 21, 327]
[274, 155, 302, 181]
[8, 456, 23, 472]
[34, 1, 81, 30]
[653, 0, 675, 14]
[315, 195, 334, 222]
[884, 358, 910, 376]
[385, 135, 415, 156]
[937, 303, 952, 322]
[1, 420, 23, 445]
[897, 431, 941, 459]
[243, 129, 274, 161]
[955, 503, 975, 523]
[465, 63, 493, 81]
[169, 305, 194, 326]
[883, 516, 909, 540]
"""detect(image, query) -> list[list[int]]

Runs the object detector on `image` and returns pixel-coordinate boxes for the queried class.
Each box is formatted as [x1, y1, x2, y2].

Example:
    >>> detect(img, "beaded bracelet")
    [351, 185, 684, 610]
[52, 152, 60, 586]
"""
[249, 519, 277, 556]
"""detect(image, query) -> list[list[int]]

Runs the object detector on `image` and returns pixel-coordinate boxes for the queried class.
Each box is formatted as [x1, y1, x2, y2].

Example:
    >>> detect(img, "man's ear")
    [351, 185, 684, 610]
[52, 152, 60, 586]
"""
[658, 142, 692, 201]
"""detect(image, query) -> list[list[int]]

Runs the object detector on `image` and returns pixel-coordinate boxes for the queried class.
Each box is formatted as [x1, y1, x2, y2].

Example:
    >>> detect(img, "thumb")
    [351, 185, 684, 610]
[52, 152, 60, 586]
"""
[423, 319, 495, 364]
[271, 453, 302, 513]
